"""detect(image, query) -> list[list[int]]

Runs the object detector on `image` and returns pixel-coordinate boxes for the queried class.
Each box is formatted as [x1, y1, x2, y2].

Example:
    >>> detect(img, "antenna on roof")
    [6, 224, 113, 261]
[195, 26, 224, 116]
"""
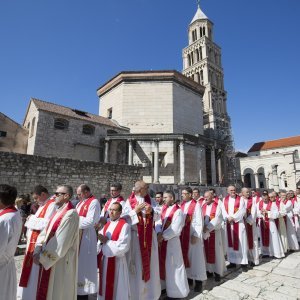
[197, 0, 201, 8]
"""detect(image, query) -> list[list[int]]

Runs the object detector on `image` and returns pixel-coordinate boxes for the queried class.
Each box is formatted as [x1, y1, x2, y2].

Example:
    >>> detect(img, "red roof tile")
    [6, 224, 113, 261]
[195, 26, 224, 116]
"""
[29, 98, 123, 129]
[248, 136, 300, 152]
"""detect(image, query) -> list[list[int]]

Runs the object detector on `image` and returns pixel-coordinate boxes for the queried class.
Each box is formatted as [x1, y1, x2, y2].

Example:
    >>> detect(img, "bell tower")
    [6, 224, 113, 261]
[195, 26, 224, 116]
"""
[182, 3, 236, 184]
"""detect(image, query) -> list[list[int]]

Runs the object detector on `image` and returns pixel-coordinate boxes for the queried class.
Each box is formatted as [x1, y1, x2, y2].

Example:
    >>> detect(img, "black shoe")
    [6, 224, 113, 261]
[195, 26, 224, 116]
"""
[194, 280, 202, 292]
[227, 263, 236, 269]
[249, 261, 255, 267]
[77, 296, 89, 300]
[206, 271, 214, 278]
[262, 255, 269, 258]
[241, 264, 248, 272]
[161, 289, 166, 295]
[214, 273, 221, 282]
[188, 278, 193, 286]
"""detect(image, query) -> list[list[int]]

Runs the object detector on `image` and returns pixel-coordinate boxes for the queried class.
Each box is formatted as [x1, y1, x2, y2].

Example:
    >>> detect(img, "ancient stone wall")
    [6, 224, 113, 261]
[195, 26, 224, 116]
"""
[0, 151, 141, 198]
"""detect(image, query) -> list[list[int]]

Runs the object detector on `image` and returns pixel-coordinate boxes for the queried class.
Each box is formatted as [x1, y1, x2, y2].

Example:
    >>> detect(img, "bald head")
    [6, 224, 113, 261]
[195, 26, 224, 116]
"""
[134, 180, 149, 197]
[241, 188, 250, 198]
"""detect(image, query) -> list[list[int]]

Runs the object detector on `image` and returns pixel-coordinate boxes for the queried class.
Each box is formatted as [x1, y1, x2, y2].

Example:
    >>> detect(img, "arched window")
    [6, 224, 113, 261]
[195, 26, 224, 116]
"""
[54, 118, 69, 130]
[82, 124, 95, 135]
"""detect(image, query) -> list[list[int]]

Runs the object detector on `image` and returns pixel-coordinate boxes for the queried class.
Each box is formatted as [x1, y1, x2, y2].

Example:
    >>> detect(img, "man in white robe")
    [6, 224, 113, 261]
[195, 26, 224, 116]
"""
[33, 185, 79, 300]
[277, 192, 289, 253]
[18, 185, 56, 300]
[180, 187, 207, 292]
[283, 191, 299, 251]
[99, 182, 125, 226]
[294, 188, 300, 242]
[202, 191, 226, 281]
[122, 180, 161, 300]
[76, 184, 100, 299]
[97, 202, 131, 300]
[257, 192, 285, 258]
[0, 184, 22, 300]
[221, 185, 248, 271]
[241, 188, 259, 266]
[156, 190, 189, 298]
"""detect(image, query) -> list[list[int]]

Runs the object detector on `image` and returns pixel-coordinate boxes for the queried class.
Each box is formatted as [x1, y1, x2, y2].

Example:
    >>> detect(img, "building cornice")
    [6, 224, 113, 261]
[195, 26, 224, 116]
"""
[97, 70, 205, 98]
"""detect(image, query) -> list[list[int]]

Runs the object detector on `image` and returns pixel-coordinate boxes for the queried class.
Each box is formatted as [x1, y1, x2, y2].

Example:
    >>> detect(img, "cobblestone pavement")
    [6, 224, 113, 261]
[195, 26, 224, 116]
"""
[15, 251, 300, 300]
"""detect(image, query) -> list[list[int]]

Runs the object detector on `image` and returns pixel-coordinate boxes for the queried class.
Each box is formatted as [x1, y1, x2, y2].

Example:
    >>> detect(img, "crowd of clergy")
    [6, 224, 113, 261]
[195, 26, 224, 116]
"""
[1, 181, 300, 300]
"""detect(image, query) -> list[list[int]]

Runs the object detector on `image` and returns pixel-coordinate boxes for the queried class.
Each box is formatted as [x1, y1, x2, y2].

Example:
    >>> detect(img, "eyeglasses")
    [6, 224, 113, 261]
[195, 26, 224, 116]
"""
[54, 192, 67, 197]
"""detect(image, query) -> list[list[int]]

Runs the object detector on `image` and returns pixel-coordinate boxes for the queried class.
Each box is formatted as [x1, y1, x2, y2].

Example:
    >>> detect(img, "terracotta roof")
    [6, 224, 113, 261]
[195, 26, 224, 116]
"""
[28, 98, 123, 129]
[248, 136, 300, 152]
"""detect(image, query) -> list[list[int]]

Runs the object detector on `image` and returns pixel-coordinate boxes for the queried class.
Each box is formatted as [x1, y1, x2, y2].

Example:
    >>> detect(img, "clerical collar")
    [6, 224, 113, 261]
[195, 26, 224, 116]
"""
[112, 195, 120, 200]
[110, 217, 120, 222]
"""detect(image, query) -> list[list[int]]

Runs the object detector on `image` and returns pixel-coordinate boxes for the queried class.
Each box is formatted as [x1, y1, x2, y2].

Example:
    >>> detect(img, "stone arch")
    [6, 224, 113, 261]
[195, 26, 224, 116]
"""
[243, 167, 254, 188]
[257, 166, 266, 189]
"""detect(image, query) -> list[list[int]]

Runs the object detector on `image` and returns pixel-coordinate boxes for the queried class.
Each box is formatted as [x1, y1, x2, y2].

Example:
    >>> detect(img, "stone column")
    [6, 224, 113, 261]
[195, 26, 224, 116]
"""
[153, 140, 160, 184]
[128, 140, 133, 165]
[254, 173, 259, 189]
[272, 164, 280, 192]
[217, 150, 223, 184]
[104, 140, 109, 163]
[198, 146, 204, 185]
[210, 146, 217, 185]
[179, 141, 185, 185]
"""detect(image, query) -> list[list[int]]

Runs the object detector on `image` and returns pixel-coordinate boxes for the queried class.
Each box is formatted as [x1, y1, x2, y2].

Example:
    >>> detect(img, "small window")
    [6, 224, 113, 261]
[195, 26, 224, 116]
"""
[54, 118, 69, 130]
[0, 131, 7, 137]
[82, 124, 95, 135]
[107, 108, 112, 119]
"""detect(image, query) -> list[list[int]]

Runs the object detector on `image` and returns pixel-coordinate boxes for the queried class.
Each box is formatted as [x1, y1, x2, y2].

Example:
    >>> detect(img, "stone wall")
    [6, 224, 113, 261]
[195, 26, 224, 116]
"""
[0, 151, 142, 198]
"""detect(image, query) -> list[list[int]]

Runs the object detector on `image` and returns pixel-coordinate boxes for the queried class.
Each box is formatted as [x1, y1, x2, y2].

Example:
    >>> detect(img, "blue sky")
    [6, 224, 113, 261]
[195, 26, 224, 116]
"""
[0, 0, 299, 152]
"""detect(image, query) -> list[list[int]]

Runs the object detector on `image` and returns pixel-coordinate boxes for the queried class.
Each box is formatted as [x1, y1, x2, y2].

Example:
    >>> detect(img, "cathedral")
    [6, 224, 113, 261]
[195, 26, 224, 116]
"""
[97, 4, 234, 185]
[18, 4, 234, 186]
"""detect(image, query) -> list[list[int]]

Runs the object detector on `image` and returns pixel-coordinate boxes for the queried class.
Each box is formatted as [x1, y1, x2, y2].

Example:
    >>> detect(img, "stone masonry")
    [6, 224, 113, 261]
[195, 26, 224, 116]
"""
[0, 151, 141, 197]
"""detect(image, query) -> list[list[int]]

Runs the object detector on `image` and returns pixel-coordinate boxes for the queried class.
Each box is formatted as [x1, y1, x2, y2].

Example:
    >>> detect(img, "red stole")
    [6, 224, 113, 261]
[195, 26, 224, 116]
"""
[224, 195, 240, 251]
[0, 206, 17, 216]
[36, 201, 74, 300]
[259, 200, 274, 247]
[159, 204, 180, 280]
[129, 194, 153, 282]
[77, 195, 96, 252]
[77, 195, 96, 217]
[98, 218, 127, 300]
[19, 199, 55, 287]
[245, 198, 254, 250]
[180, 199, 197, 268]
[202, 201, 218, 264]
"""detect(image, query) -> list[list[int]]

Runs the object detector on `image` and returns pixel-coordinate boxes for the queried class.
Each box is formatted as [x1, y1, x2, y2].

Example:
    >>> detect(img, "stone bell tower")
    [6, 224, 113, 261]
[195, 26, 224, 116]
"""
[182, 3, 236, 184]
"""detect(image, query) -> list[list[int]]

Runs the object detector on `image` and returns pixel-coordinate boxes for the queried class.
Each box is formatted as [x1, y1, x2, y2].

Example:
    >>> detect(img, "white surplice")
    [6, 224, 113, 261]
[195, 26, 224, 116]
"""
[294, 197, 300, 242]
[282, 200, 299, 251]
[257, 201, 285, 258]
[35, 205, 79, 300]
[203, 201, 227, 276]
[277, 201, 288, 253]
[123, 196, 161, 300]
[97, 219, 131, 300]
[181, 200, 207, 281]
[76, 198, 100, 295]
[17, 199, 56, 300]
[155, 205, 189, 298]
[221, 196, 248, 265]
[243, 197, 259, 265]
[0, 209, 22, 300]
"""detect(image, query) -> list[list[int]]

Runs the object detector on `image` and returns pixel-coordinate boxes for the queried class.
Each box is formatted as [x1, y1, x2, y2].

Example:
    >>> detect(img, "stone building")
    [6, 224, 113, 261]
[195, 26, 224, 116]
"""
[23, 98, 129, 162]
[239, 136, 300, 191]
[97, 4, 233, 185]
[0, 112, 28, 153]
